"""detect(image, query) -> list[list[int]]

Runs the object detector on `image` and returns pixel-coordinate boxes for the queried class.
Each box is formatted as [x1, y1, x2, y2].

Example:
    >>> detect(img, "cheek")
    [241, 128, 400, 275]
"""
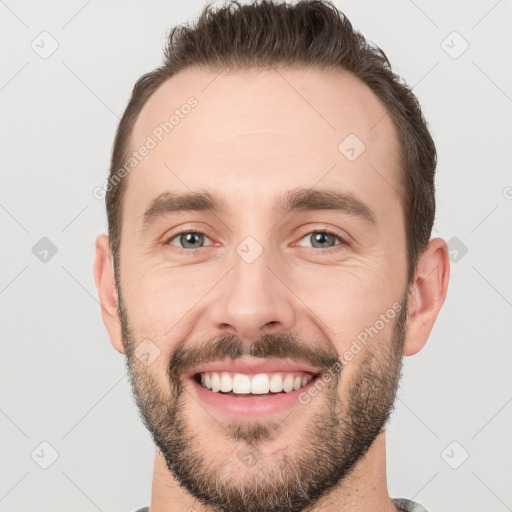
[287, 259, 401, 339]
[121, 264, 216, 351]
[286, 261, 404, 387]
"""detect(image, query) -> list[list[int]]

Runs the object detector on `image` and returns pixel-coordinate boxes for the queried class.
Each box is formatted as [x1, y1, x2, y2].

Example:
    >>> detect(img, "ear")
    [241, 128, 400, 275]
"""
[403, 237, 450, 356]
[93, 234, 125, 354]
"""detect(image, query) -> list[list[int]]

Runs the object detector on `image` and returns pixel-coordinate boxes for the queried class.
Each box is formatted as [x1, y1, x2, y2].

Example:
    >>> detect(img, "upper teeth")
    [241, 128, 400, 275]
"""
[199, 372, 313, 394]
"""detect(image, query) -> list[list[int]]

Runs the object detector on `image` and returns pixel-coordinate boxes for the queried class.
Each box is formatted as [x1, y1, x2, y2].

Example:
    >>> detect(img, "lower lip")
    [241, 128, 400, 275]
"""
[189, 376, 319, 420]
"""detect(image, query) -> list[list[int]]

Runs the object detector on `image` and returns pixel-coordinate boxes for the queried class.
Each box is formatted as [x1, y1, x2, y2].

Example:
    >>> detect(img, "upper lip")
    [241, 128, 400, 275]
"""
[186, 358, 322, 378]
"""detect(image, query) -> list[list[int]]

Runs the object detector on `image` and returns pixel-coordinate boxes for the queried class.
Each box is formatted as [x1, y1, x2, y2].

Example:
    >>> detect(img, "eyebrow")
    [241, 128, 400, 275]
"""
[141, 187, 376, 231]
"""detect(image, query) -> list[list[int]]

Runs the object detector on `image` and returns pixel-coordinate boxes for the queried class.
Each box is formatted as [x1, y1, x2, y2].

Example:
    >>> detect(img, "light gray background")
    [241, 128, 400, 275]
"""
[1, 1, 511, 511]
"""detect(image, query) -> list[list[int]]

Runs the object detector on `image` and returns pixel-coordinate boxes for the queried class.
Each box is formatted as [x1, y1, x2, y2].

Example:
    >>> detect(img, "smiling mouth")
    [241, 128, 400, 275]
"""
[193, 371, 320, 397]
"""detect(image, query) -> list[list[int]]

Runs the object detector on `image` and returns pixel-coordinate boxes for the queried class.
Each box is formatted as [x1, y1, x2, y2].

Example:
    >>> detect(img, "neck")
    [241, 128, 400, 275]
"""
[147, 429, 399, 512]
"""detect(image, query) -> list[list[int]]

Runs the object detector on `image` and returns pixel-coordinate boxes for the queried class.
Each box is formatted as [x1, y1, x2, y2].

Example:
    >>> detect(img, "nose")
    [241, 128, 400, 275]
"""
[208, 247, 296, 341]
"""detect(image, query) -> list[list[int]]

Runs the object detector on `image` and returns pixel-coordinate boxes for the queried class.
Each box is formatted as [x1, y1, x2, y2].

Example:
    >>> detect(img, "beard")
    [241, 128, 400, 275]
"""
[119, 293, 408, 512]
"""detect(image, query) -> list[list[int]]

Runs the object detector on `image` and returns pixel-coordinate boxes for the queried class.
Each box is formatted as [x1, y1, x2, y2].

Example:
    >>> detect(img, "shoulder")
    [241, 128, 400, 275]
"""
[392, 497, 431, 512]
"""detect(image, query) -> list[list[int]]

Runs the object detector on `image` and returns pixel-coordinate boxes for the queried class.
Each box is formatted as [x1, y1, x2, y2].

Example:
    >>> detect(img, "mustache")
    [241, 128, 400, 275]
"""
[168, 333, 341, 382]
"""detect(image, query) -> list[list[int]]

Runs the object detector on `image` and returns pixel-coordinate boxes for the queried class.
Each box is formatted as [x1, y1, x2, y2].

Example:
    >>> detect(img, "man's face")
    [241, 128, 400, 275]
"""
[117, 66, 409, 512]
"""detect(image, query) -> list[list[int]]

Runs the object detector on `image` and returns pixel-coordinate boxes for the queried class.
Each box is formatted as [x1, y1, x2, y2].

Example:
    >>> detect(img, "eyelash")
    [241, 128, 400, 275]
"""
[164, 227, 347, 253]
[302, 228, 347, 251]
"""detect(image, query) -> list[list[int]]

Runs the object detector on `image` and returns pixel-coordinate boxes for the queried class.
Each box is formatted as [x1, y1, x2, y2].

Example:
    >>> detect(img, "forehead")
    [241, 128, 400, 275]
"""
[125, 65, 401, 220]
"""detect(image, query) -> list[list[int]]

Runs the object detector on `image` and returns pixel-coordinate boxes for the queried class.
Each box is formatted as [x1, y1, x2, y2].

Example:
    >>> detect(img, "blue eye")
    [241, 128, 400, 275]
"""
[167, 231, 212, 250]
[165, 229, 346, 252]
[297, 230, 345, 250]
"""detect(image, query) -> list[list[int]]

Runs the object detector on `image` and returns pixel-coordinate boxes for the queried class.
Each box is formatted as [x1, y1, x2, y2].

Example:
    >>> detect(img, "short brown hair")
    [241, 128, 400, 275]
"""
[106, 0, 436, 283]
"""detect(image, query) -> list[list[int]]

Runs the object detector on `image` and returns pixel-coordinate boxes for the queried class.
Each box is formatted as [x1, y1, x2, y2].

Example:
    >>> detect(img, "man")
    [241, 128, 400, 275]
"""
[93, 1, 449, 511]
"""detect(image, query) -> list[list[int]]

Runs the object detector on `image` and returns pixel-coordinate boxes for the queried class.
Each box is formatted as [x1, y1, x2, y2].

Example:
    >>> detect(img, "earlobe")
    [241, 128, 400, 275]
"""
[403, 237, 450, 356]
[93, 234, 125, 354]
